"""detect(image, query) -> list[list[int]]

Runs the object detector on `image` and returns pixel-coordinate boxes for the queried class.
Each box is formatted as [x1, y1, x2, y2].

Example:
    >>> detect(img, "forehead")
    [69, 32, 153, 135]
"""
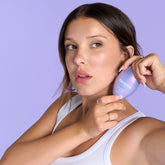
[65, 17, 114, 38]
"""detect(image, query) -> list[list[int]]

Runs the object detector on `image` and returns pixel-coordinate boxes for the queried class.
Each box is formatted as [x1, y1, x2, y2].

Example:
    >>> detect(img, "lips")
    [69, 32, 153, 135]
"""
[75, 71, 92, 83]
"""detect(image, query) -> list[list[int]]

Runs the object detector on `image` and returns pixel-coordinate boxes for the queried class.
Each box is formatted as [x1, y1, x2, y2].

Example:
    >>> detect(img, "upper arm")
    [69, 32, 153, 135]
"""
[139, 119, 165, 164]
[111, 117, 165, 164]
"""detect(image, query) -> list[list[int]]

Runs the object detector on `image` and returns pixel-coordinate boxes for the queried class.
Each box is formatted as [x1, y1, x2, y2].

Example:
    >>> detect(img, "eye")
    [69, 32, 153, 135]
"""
[65, 44, 77, 50]
[91, 42, 102, 48]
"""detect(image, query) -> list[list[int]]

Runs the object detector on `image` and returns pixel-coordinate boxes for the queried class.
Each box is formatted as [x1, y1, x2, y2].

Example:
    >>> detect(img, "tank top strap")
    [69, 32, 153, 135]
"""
[52, 94, 82, 134]
[104, 111, 145, 165]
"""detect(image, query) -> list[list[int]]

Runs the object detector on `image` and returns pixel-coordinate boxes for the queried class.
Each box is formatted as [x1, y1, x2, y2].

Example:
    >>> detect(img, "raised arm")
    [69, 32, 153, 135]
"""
[120, 53, 165, 93]
[140, 119, 165, 164]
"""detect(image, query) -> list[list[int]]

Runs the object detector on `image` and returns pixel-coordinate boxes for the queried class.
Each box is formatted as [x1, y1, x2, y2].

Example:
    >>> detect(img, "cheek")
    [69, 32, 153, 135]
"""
[91, 51, 120, 70]
[91, 51, 121, 82]
[65, 56, 72, 71]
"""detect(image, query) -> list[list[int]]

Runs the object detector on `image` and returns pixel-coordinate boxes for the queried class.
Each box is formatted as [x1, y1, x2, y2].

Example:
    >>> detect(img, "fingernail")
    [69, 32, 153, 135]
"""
[146, 72, 152, 76]
[143, 83, 146, 87]
[96, 99, 100, 105]
[118, 67, 123, 73]
[139, 80, 146, 87]
[116, 95, 122, 100]
[119, 65, 125, 72]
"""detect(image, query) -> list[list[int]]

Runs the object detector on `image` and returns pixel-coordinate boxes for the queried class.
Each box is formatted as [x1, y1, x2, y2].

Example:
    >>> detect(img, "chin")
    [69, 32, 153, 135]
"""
[76, 90, 94, 96]
[76, 88, 110, 98]
[73, 81, 113, 97]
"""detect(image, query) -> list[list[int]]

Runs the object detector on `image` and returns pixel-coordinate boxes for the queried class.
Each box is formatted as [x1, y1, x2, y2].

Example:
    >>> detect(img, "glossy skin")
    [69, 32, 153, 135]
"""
[64, 17, 128, 98]
[0, 17, 165, 165]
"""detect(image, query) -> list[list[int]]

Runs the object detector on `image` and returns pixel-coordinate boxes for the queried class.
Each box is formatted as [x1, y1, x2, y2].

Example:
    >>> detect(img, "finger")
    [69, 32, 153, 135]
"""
[132, 61, 147, 86]
[141, 53, 156, 68]
[103, 102, 126, 113]
[138, 53, 158, 72]
[103, 112, 119, 122]
[97, 95, 122, 106]
[104, 120, 118, 130]
[138, 61, 152, 76]
[119, 55, 142, 72]
[132, 58, 153, 84]
[132, 60, 145, 78]
[144, 69, 152, 76]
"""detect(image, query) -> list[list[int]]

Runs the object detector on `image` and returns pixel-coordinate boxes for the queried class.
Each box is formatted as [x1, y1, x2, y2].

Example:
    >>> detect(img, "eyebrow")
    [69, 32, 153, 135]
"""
[86, 35, 107, 39]
[64, 35, 107, 41]
[64, 38, 73, 41]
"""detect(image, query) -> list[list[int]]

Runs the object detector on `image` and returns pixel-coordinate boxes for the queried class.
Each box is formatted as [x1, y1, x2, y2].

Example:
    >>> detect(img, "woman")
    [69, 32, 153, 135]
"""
[1, 3, 165, 165]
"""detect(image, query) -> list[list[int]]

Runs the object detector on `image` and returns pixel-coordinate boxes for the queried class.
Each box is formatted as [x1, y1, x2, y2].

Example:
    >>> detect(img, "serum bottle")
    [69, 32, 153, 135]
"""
[113, 66, 140, 99]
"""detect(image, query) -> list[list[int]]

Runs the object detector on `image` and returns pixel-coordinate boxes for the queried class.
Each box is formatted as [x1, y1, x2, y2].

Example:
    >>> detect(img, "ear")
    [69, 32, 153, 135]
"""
[126, 45, 134, 57]
[120, 45, 134, 67]
[121, 45, 134, 61]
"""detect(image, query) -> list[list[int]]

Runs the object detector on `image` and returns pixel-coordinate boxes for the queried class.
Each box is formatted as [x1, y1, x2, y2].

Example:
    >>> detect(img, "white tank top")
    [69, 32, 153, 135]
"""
[50, 95, 145, 165]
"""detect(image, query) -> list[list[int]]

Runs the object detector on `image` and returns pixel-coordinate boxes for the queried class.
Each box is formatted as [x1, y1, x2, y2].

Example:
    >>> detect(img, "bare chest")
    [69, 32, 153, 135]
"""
[54, 107, 105, 157]
[53, 108, 146, 164]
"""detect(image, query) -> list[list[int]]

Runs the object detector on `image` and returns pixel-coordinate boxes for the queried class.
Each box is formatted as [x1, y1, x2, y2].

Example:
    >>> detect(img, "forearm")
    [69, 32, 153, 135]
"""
[1, 122, 90, 165]
[159, 79, 165, 93]
[142, 127, 165, 165]
[158, 66, 165, 94]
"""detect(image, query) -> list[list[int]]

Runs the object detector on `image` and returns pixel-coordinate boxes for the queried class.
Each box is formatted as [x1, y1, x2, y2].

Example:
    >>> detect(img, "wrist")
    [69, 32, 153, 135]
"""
[75, 121, 91, 141]
[160, 81, 165, 94]
[159, 67, 165, 93]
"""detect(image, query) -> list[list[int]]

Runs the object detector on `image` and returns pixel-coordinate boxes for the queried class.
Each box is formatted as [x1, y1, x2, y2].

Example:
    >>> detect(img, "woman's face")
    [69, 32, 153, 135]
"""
[64, 17, 126, 97]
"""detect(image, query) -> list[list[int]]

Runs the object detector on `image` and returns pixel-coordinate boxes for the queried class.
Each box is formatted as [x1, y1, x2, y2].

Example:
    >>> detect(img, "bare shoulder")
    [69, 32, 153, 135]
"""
[14, 92, 77, 144]
[128, 117, 165, 163]
[127, 116, 165, 136]
[111, 116, 165, 164]
[120, 117, 165, 145]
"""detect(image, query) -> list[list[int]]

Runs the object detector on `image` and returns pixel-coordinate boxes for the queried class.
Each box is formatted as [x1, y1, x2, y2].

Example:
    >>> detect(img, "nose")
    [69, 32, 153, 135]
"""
[73, 49, 86, 66]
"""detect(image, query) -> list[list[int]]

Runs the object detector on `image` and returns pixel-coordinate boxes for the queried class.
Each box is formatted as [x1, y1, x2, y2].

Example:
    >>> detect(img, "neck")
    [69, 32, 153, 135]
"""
[81, 84, 113, 111]
[80, 94, 138, 121]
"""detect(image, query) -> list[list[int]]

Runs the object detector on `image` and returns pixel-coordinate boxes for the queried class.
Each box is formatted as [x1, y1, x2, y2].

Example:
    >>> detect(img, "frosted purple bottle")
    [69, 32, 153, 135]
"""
[113, 66, 140, 99]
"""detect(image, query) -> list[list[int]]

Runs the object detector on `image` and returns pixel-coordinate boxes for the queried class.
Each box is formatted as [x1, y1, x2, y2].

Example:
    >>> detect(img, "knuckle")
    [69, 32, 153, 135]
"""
[99, 96, 106, 104]
[112, 102, 125, 110]
[95, 117, 101, 123]
[151, 53, 157, 57]
[138, 62, 143, 68]
[113, 102, 122, 109]
[110, 113, 118, 120]
[113, 102, 118, 108]
[118, 103, 122, 108]
[93, 106, 99, 115]
[132, 63, 138, 72]
[113, 113, 118, 119]
[132, 62, 135, 68]
[120, 103, 125, 109]
[106, 121, 118, 129]
[99, 96, 115, 105]
[111, 121, 118, 127]
[95, 122, 103, 132]
[133, 56, 140, 62]
[138, 63, 145, 73]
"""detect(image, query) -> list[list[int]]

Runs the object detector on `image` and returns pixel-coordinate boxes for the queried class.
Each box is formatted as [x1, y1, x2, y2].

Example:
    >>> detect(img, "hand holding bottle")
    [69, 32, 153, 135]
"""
[120, 53, 165, 93]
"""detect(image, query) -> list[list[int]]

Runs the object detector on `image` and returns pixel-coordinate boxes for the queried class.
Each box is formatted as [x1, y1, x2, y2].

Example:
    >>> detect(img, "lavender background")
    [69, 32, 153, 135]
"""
[0, 0, 164, 158]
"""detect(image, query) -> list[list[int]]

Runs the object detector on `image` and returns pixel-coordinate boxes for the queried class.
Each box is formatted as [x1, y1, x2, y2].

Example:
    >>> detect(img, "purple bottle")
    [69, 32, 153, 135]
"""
[113, 66, 140, 99]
